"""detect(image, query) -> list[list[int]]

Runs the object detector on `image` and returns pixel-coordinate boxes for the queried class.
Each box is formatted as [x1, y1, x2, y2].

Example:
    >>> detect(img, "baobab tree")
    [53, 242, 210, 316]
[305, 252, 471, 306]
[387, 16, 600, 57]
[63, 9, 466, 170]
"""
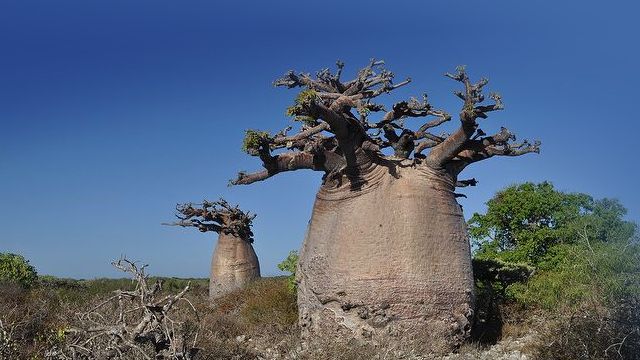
[232, 60, 540, 351]
[167, 199, 260, 298]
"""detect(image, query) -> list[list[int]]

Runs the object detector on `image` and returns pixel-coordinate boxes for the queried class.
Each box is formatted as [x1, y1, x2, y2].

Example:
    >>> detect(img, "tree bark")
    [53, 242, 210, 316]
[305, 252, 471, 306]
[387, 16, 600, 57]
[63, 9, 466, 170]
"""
[297, 162, 474, 353]
[210, 233, 261, 298]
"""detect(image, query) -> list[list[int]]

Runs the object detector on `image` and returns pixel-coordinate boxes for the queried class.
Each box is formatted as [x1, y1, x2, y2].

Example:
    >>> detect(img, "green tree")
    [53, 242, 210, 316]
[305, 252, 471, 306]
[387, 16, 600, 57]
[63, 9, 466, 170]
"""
[469, 183, 640, 358]
[0, 253, 38, 288]
[468, 182, 636, 267]
[277, 251, 298, 293]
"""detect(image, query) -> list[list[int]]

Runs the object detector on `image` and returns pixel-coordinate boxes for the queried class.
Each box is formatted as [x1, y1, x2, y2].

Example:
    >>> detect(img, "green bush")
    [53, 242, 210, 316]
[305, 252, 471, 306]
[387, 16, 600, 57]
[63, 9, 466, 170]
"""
[285, 89, 319, 125]
[0, 253, 38, 288]
[469, 182, 640, 358]
[511, 237, 640, 359]
[510, 238, 640, 309]
[277, 250, 299, 293]
[470, 182, 638, 303]
[241, 129, 272, 154]
[469, 182, 636, 268]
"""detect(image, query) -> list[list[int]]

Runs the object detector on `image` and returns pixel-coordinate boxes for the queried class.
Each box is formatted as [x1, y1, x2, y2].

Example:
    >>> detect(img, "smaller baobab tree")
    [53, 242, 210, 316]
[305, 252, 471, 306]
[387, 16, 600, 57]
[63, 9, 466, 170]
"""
[165, 199, 260, 298]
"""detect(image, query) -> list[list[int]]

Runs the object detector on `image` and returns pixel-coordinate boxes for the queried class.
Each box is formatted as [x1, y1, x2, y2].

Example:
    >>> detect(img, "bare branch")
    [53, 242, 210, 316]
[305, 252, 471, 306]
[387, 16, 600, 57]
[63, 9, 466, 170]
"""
[50, 258, 200, 359]
[487, 139, 541, 157]
[449, 127, 541, 174]
[274, 70, 337, 93]
[415, 110, 452, 136]
[232, 150, 321, 185]
[377, 94, 443, 126]
[271, 122, 330, 148]
[284, 90, 351, 139]
[456, 178, 478, 187]
[414, 138, 440, 155]
[426, 66, 508, 168]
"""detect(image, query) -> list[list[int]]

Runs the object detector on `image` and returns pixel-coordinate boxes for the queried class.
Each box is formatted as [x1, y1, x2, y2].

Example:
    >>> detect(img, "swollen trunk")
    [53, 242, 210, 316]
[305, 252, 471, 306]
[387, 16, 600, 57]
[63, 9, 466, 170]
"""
[210, 233, 260, 298]
[297, 164, 474, 352]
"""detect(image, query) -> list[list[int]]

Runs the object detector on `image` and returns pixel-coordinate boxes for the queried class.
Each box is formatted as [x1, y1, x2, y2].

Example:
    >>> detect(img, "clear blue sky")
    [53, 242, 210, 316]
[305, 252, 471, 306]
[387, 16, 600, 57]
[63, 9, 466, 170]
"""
[1, 0, 638, 278]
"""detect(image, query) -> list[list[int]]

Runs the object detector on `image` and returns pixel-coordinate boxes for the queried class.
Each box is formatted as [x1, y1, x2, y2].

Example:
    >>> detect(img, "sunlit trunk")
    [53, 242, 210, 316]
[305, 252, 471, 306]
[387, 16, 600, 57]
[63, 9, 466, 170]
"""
[297, 163, 474, 352]
[210, 233, 260, 298]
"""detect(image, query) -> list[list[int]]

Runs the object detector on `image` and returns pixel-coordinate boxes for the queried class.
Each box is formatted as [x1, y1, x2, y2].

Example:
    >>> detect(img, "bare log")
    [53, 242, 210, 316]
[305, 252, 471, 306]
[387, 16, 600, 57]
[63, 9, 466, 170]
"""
[46, 258, 200, 359]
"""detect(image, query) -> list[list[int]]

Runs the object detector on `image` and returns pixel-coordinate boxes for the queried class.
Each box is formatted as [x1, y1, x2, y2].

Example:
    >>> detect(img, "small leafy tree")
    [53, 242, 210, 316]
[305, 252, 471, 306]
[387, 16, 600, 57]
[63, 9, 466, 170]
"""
[0, 253, 38, 288]
[277, 251, 298, 293]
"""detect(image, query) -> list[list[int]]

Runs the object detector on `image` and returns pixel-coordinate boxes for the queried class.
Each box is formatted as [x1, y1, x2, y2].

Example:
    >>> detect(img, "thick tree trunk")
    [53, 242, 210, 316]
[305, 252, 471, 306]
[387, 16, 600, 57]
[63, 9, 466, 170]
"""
[297, 163, 474, 353]
[210, 233, 260, 298]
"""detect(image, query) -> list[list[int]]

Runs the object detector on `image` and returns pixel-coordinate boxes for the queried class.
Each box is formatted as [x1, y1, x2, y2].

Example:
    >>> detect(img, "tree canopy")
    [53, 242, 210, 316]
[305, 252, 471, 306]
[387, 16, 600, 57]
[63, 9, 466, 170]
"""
[165, 199, 256, 243]
[469, 182, 637, 267]
[233, 60, 540, 187]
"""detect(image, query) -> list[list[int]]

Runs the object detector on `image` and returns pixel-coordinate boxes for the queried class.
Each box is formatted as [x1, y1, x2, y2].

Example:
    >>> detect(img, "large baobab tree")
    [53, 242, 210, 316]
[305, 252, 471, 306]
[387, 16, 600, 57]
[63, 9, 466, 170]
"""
[232, 60, 540, 351]
[167, 199, 260, 298]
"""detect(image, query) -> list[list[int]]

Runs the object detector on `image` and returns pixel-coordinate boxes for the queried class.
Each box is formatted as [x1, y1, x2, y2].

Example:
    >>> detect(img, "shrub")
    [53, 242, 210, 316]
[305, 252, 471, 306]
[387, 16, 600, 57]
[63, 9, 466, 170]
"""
[214, 277, 297, 329]
[469, 182, 640, 358]
[510, 238, 640, 309]
[240, 278, 298, 329]
[0, 253, 38, 288]
[511, 237, 640, 359]
[277, 250, 299, 293]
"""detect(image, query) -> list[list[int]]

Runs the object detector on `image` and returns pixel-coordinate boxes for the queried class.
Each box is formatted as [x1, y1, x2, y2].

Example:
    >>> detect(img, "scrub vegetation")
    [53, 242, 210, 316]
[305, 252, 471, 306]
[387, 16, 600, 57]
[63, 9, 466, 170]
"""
[2, 183, 636, 359]
[470, 182, 640, 359]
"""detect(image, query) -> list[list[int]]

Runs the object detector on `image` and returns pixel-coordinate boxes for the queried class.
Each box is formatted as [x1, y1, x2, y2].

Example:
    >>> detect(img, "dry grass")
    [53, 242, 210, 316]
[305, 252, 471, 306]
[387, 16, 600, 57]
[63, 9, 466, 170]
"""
[1, 276, 300, 359]
[3, 275, 638, 359]
[196, 277, 299, 359]
[527, 300, 640, 360]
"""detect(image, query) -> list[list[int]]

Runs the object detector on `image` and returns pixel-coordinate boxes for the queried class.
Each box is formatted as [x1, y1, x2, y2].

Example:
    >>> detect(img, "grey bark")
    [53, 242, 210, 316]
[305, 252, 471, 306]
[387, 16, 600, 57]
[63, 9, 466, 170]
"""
[297, 163, 474, 352]
[209, 232, 260, 298]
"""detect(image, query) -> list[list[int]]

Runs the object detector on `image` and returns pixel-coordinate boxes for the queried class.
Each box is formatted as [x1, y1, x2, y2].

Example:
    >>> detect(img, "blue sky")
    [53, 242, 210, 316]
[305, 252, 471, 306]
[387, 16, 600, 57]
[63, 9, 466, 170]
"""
[1, 0, 638, 278]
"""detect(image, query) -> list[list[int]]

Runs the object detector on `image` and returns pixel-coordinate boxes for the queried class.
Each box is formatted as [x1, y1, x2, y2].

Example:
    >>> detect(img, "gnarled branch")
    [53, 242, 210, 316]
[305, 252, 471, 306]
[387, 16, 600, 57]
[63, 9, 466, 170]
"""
[164, 199, 256, 242]
[46, 258, 200, 359]
[235, 61, 540, 186]
[427, 66, 506, 168]
[232, 150, 322, 186]
[449, 127, 541, 174]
